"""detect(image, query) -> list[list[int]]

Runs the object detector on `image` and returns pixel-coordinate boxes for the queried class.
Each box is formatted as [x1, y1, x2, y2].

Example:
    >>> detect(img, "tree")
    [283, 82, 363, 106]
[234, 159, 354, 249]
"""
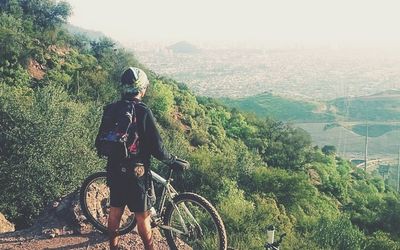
[322, 145, 336, 155]
[248, 167, 318, 210]
[18, 0, 71, 29]
[90, 37, 115, 60]
[0, 13, 31, 86]
[145, 80, 174, 126]
[248, 119, 313, 170]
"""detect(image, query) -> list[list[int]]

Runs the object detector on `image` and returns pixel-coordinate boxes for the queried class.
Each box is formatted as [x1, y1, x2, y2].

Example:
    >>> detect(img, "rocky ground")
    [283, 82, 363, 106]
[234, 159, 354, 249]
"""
[0, 191, 171, 250]
[0, 230, 170, 250]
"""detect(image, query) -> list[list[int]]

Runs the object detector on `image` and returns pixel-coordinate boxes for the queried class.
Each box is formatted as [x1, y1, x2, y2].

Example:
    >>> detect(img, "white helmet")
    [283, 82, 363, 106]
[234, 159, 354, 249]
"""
[120, 67, 149, 94]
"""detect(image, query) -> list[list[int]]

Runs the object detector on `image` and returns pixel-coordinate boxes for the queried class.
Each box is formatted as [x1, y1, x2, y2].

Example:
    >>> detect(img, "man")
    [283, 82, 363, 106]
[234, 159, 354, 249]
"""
[98, 67, 189, 250]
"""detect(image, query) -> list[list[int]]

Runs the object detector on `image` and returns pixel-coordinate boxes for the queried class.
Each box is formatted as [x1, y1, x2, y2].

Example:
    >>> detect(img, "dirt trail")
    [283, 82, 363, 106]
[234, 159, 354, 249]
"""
[0, 230, 170, 250]
[0, 190, 171, 250]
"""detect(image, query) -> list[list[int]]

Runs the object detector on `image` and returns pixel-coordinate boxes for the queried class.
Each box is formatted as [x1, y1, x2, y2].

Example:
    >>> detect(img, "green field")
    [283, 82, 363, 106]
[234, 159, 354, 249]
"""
[330, 90, 400, 121]
[297, 122, 400, 157]
[220, 92, 335, 122]
[222, 90, 400, 123]
[222, 91, 400, 158]
[351, 124, 400, 137]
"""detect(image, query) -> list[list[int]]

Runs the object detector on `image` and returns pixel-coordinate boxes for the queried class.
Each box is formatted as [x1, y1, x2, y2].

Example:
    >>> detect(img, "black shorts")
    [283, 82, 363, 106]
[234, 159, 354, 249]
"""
[108, 169, 155, 213]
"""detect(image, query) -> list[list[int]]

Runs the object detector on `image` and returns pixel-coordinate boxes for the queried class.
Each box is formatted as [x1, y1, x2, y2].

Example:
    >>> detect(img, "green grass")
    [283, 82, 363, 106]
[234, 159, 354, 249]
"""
[222, 90, 400, 123]
[351, 124, 400, 137]
[220, 93, 335, 122]
[330, 91, 400, 121]
[297, 122, 400, 156]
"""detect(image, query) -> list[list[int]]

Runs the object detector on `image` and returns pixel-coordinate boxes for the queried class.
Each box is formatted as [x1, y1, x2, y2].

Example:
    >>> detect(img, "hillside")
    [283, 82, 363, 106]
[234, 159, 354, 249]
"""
[222, 90, 400, 123]
[330, 90, 400, 121]
[223, 91, 400, 158]
[1, 1, 400, 249]
[220, 92, 335, 122]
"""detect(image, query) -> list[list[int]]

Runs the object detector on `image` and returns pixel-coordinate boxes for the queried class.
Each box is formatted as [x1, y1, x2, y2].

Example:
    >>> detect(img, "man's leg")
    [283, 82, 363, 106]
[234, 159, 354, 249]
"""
[136, 211, 154, 250]
[108, 206, 124, 250]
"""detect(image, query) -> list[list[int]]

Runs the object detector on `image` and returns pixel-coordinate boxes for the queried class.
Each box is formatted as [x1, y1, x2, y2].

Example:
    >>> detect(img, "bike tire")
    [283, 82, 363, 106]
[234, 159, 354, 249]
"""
[79, 171, 136, 235]
[163, 192, 227, 250]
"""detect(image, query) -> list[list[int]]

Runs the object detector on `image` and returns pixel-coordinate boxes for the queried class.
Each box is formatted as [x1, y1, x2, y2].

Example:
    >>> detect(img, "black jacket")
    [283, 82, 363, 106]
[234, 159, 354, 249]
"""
[98, 98, 171, 168]
[130, 100, 171, 166]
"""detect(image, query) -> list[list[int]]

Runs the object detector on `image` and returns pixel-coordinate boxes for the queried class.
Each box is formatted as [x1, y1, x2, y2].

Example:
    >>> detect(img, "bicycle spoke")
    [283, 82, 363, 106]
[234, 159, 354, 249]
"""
[82, 174, 135, 232]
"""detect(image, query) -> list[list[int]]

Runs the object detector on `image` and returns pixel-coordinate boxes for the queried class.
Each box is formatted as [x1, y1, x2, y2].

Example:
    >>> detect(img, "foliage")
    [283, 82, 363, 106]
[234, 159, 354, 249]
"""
[5, 0, 71, 30]
[313, 216, 365, 250]
[0, 84, 102, 227]
[0, 13, 31, 87]
[216, 179, 295, 250]
[365, 231, 400, 250]
[245, 119, 313, 170]
[145, 80, 175, 126]
[310, 157, 350, 201]
[247, 167, 317, 210]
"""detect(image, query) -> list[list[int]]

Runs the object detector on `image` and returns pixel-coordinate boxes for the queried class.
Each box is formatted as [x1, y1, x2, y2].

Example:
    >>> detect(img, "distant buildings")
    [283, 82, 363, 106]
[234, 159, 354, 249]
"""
[135, 47, 400, 100]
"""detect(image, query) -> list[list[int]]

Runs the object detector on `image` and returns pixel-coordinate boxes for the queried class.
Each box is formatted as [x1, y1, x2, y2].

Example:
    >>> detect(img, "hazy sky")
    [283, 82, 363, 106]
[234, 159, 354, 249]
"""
[66, 0, 400, 47]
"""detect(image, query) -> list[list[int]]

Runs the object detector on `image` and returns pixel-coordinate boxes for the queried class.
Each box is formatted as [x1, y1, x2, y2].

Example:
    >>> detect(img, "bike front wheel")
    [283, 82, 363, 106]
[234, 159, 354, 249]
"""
[79, 171, 136, 235]
[163, 192, 227, 250]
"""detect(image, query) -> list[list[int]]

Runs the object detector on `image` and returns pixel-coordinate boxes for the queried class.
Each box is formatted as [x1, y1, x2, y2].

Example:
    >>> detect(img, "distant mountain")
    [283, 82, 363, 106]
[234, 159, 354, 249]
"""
[167, 41, 200, 54]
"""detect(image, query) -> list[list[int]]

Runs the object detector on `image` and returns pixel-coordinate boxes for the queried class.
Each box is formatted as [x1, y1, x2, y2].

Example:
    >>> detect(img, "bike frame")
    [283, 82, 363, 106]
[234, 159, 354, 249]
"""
[150, 169, 178, 214]
[150, 169, 201, 236]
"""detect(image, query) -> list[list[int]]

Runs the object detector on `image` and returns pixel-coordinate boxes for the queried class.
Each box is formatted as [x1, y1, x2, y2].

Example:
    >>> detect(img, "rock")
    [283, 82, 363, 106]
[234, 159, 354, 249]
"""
[308, 168, 322, 185]
[52, 201, 59, 208]
[27, 58, 45, 80]
[42, 228, 61, 238]
[0, 212, 15, 233]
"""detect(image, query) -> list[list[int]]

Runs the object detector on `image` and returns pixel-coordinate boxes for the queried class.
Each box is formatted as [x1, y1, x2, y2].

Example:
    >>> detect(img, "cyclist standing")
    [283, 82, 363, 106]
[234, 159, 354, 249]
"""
[95, 67, 189, 250]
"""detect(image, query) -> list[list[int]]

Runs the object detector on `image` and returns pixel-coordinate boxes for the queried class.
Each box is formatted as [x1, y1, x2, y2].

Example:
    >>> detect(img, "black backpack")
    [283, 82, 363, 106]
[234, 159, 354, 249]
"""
[95, 100, 140, 158]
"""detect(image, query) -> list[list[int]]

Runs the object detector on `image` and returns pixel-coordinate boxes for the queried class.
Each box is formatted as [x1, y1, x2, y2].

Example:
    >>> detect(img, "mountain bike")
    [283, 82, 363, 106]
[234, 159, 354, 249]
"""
[80, 165, 227, 250]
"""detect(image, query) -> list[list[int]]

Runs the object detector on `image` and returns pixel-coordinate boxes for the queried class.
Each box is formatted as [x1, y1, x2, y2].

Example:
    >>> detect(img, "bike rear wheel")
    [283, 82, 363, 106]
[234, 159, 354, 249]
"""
[163, 192, 227, 250]
[79, 171, 136, 235]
